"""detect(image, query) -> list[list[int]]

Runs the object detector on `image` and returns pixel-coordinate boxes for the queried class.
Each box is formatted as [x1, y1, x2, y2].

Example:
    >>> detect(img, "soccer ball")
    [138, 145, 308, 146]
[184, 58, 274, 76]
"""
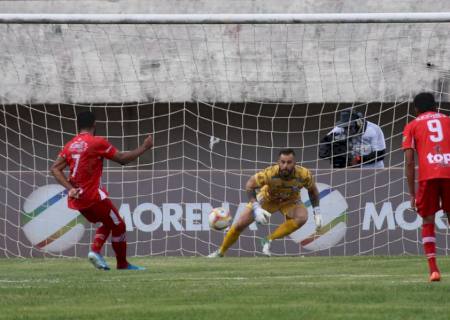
[208, 207, 231, 230]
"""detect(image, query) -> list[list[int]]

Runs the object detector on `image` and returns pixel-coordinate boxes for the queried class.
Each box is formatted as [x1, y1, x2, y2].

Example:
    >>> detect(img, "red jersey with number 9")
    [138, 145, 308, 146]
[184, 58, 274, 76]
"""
[58, 132, 118, 210]
[402, 111, 450, 181]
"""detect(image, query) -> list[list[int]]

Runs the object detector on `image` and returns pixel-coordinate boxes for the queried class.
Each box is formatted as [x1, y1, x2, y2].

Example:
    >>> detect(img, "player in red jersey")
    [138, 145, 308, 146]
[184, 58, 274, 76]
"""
[402, 92, 450, 282]
[51, 111, 153, 271]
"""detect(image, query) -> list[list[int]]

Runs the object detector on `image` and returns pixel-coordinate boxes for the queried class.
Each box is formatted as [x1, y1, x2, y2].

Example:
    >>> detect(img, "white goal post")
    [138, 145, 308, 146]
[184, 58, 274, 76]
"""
[0, 12, 450, 24]
[1, 12, 450, 258]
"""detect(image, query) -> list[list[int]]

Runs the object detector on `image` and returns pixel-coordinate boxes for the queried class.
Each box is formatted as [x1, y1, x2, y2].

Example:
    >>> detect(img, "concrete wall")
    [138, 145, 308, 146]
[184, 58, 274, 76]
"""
[0, 1, 450, 103]
[1, 1, 450, 14]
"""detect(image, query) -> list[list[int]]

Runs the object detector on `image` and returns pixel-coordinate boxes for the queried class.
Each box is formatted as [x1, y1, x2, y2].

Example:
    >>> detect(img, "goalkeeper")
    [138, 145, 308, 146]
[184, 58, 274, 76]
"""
[209, 149, 322, 257]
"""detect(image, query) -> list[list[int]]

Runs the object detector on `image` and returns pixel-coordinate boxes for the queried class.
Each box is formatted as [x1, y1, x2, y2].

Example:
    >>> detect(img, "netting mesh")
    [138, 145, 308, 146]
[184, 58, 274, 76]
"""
[1, 21, 450, 257]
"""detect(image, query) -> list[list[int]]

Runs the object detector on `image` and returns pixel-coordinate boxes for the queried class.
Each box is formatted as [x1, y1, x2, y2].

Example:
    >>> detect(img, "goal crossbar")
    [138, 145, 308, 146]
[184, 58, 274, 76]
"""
[1, 12, 450, 24]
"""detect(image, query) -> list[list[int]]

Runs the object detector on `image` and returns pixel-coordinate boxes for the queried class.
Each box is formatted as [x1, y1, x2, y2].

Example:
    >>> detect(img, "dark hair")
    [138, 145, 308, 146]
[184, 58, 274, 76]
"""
[278, 148, 296, 157]
[414, 92, 436, 113]
[76, 111, 96, 131]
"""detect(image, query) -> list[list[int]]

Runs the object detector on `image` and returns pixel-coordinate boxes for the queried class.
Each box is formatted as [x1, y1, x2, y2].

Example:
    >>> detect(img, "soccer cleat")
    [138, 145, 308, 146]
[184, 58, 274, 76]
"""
[207, 250, 224, 258]
[88, 251, 110, 271]
[118, 264, 146, 271]
[429, 271, 441, 282]
[261, 238, 272, 257]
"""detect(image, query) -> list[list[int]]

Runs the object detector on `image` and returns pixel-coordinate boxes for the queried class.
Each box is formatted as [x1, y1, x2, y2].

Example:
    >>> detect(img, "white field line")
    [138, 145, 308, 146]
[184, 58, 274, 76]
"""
[0, 273, 426, 285]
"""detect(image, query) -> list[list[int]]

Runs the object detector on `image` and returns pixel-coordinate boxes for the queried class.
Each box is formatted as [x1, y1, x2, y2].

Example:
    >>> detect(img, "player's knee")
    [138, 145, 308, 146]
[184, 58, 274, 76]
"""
[422, 215, 434, 224]
[233, 222, 246, 232]
[288, 209, 307, 225]
[293, 215, 307, 227]
[112, 221, 126, 236]
[233, 209, 254, 231]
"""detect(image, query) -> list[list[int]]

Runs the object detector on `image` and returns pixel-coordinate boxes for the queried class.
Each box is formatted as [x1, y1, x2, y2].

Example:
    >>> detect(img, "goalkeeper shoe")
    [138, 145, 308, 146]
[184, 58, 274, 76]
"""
[119, 264, 146, 271]
[429, 271, 441, 282]
[88, 251, 110, 271]
[207, 250, 224, 258]
[261, 238, 272, 257]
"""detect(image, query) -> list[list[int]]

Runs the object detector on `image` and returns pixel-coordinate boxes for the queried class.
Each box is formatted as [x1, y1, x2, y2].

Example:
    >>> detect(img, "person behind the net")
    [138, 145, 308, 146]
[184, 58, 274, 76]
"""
[208, 149, 322, 257]
[402, 92, 450, 282]
[51, 111, 153, 270]
[319, 110, 386, 168]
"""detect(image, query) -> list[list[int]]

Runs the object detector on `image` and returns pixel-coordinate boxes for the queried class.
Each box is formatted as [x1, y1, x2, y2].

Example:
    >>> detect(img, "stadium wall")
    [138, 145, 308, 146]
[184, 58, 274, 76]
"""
[0, 1, 449, 103]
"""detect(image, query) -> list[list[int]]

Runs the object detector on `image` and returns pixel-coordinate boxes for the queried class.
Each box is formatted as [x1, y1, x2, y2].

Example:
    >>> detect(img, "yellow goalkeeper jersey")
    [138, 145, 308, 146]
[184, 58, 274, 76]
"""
[254, 164, 313, 203]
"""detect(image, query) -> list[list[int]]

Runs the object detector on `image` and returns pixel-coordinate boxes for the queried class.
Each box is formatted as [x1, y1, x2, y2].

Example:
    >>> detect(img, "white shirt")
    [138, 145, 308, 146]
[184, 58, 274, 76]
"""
[329, 121, 386, 168]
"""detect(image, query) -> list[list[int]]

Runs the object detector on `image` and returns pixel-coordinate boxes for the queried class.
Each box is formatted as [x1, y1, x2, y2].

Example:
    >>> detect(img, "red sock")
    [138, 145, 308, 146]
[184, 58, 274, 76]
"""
[111, 232, 128, 269]
[91, 225, 110, 253]
[422, 223, 439, 274]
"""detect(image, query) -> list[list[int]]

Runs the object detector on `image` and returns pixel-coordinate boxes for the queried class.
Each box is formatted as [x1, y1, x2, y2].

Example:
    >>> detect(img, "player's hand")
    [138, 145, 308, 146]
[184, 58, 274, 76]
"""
[313, 206, 322, 232]
[142, 134, 153, 150]
[68, 188, 82, 199]
[254, 207, 271, 224]
[252, 202, 270, 225]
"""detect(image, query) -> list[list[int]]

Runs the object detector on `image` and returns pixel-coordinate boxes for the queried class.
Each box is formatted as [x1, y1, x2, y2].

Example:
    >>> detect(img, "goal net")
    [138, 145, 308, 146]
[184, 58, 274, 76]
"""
[1, 14, 450, 257]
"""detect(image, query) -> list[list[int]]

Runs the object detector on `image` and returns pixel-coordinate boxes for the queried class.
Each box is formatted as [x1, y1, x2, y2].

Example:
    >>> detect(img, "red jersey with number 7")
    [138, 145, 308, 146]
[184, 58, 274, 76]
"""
[402, 111, 450, 181]
[58, 132, 118, 210]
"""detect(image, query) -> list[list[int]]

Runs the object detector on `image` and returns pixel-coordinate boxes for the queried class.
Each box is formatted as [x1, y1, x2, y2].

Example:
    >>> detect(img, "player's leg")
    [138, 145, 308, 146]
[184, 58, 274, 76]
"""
[262, 203, 308, 256]
[99, 199, 144, 270]
[92, 224, 111, 254]
[436, 178, 450, 281]
[208, 205, 256, 257]
[416, 180, 440, 281]
[80, 206, 111, 253]
[79, 204, 111, 270]
[269, 203, 308, 240]
[441, 178, 450, 227]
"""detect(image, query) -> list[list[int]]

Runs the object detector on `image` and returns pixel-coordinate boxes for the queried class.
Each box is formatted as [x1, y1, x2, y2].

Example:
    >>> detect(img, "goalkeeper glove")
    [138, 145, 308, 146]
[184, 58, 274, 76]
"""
[313, 206, 322, 231]
[252, 202, 271, 225]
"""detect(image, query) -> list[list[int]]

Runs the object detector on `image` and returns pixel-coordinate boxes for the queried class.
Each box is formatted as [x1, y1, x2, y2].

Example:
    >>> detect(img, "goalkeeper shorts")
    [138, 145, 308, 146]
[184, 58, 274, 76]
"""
[246, 197, 305, 216]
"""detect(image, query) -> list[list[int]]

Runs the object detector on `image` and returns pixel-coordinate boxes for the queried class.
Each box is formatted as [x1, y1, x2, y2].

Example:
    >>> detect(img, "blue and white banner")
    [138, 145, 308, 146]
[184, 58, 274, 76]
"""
[1, 169, 448, 257]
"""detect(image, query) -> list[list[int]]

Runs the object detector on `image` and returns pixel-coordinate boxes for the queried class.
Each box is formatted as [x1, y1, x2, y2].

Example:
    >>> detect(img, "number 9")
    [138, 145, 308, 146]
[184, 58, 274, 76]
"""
[427, 119, 443, 142]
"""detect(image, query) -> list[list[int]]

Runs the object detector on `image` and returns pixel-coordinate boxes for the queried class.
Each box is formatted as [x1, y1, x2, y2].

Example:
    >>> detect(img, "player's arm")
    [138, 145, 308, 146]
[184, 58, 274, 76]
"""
[404, 148, 416, 209]
[50, 156, 80, 199]
[307, 182, 320, 208]
[245, 175, 270, 224]
[245, 175, 258, 203]
[402, 123, 415, 209]
[307, 181, 322, 231]
[111, 134, 153, 165]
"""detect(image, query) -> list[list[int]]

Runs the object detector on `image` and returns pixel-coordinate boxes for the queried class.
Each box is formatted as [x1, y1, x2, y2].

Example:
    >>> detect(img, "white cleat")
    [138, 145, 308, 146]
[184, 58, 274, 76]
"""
[88, 251, 110, 270]
[207, 250, 224, 258]
[261, 238, 272, 257]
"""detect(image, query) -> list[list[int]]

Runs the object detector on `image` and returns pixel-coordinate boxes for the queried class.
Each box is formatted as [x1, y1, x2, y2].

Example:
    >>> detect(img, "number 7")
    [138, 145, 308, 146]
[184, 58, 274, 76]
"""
[72, 154, 81, 177]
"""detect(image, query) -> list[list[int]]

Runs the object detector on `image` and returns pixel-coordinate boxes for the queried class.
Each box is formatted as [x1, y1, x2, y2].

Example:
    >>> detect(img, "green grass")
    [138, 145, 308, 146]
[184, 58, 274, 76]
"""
[0, 256, 449, 320]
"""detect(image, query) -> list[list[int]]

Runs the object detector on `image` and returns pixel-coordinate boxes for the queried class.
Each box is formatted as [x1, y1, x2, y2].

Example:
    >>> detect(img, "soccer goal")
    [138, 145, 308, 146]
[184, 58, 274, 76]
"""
[1, 13, 450, 258]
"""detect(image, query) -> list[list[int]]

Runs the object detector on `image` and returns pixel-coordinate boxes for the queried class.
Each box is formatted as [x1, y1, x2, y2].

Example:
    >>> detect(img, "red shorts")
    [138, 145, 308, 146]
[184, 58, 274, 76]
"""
[416, 179, 450, 217]
[79, 198, 124, 228]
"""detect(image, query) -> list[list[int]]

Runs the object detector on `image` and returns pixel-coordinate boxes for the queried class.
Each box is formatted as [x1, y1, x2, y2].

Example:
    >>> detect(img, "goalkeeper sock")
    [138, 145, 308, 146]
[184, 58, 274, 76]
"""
[219, 225, 241, 255]
[268, 219, 300, 241]
[111, 232, 129, 269]
[422, 223, 439, 274]
[91, 225, 110, 253]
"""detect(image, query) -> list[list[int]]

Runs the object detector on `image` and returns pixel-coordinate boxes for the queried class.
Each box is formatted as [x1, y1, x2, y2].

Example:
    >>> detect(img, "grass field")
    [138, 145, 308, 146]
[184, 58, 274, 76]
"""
[0, 256, 449, 320]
